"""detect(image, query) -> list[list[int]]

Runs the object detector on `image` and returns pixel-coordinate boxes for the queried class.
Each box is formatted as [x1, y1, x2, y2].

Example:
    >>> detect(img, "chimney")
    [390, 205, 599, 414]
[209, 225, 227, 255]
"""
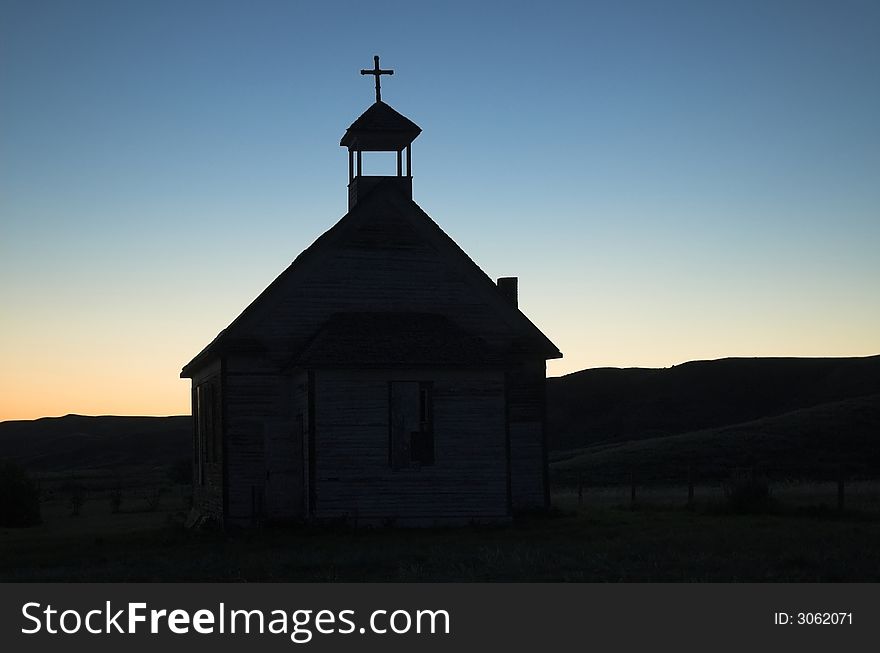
[497, 277, 518, 308]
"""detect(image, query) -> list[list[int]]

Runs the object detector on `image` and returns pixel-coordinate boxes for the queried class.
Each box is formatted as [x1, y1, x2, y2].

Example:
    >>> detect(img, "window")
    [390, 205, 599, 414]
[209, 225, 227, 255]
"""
[204, 384, 214, 463]
[389, 381, 434, 468]
[415, 384, 434, 465]
[192, 388, 202, 485]
[193, 377, 222, 485]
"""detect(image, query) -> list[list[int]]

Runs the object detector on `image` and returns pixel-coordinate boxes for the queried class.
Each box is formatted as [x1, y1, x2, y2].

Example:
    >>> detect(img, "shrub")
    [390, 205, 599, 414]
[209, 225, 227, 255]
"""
[0, 459, 42, 527]
[723, 467, 772, 513]
[145, 487, 163, 512]
[109, 483, 123, 514]
[64, 481, 87, 517]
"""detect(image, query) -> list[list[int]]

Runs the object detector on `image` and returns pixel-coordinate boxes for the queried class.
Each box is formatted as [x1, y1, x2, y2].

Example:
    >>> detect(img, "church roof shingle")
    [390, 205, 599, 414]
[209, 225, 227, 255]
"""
[181, 179, 561, 378]
[293, 312, 500, 367]
[340, 101, 422, 150]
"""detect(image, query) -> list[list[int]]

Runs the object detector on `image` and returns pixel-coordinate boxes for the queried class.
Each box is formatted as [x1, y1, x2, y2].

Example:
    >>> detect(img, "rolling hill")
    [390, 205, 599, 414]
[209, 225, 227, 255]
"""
[550, 392, 880, 485]
[0, 415, 190, 473]
[548, 355, 880, 452]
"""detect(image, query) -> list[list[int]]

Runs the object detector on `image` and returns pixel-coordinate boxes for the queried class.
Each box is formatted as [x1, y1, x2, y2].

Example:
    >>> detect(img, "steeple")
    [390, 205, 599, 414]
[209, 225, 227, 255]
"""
[341, 56, 422, 209]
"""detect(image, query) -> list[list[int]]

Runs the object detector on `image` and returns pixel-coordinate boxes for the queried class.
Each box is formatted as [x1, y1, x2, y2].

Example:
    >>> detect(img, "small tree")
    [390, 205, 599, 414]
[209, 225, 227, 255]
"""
[0, 460, 42, 527]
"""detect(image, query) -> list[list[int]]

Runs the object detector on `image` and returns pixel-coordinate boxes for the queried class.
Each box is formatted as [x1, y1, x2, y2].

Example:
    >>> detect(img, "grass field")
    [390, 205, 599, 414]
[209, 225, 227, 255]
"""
[3, 484, 879, 582]
[4, 360, 877, 582]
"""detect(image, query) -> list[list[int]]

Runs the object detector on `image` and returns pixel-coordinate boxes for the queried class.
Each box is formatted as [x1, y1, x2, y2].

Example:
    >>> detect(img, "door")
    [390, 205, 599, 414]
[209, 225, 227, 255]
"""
[265, 413, 305, 520]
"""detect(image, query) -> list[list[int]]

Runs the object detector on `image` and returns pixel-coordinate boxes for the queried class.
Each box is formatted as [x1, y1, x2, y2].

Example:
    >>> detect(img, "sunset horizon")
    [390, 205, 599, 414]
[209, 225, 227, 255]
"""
[3, 1, 879, 422]
[3, 351, 879, 423]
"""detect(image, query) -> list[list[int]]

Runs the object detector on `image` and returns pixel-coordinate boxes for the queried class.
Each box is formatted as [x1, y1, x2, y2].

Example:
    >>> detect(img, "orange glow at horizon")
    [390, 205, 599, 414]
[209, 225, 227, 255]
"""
[3, 315, 878, 422]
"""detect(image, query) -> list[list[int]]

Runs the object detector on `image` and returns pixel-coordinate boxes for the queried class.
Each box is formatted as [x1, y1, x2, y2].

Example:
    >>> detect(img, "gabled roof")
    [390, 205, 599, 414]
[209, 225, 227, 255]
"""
[293, 312, 500, 367]
[181, 179, 562, 378]
[340, 101, 421, 151]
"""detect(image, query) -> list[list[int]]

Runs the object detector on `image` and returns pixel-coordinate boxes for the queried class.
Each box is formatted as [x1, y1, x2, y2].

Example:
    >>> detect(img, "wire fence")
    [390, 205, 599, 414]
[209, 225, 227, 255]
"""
[552, 465, 880, 514]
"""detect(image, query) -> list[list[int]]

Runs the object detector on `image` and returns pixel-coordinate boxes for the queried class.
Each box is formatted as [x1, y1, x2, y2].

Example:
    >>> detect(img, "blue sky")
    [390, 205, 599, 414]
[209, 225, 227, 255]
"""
[1, 0, 879, 419]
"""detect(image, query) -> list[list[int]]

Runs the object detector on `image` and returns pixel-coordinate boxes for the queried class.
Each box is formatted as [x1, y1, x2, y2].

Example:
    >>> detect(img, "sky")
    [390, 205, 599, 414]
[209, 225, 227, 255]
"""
[1, 0, 879, 421]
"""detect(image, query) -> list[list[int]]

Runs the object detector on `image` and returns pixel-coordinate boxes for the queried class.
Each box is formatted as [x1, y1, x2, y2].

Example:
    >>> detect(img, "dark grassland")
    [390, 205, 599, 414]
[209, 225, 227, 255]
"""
[548, 356, 880, 452]
[3, 356, 879, 581]
[3, 487, 879, 582]
[550, 393, 880, 487]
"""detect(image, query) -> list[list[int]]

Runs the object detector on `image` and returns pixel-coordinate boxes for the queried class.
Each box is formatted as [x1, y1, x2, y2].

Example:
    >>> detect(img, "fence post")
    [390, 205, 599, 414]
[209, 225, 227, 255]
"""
[630, 471, 636, 510]
[837, 464, 846, 513]
[687, 465, 694, 508]
[577, 475, 584, 507]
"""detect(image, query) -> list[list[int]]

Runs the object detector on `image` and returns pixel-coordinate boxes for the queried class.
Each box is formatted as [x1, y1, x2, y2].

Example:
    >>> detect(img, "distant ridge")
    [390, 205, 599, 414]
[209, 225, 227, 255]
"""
[548, 355, 880, 452]
[0, 414, 190, 472]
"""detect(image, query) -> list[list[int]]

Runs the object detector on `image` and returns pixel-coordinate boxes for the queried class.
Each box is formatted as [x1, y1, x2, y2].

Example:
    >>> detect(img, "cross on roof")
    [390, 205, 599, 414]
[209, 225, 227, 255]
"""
[360, 55, 394, 102]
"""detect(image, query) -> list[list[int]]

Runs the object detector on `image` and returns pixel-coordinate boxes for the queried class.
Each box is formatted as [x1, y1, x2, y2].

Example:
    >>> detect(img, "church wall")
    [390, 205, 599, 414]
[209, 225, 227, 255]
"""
[507, 360, 550, 511]
[262, 369, 308, 522]
[222, 360, 295, 526]
[312, 367, 509, 524]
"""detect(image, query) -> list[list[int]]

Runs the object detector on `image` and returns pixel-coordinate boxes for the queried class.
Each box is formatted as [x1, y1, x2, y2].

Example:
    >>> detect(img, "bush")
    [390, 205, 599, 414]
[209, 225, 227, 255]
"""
[64, 481, 87, 517]
[145, 487, 163, 512]
[0, 459, 42, 527]
[723, 467, 772, 513]
[109, 483, 123, 514]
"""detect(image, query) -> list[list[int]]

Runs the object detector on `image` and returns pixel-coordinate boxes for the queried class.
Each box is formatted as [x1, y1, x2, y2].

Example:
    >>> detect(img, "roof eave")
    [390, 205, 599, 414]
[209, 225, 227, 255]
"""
[340, 128, 421, 150]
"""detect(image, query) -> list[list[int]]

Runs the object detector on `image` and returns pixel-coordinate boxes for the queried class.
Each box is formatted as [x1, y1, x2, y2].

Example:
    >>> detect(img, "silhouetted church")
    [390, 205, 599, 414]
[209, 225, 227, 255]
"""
[181, 57, 561, 526]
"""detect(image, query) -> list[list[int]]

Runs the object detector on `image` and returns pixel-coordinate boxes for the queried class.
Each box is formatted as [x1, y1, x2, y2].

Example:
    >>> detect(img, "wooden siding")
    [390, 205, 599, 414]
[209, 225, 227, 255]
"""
[223, 367, 282, 525]
[507, 361, 549, 510]
[189, 361, 223, 520]
[312, 368, 509, 523]
[209, 355, 549, 523]
[220, 361, 309, 525]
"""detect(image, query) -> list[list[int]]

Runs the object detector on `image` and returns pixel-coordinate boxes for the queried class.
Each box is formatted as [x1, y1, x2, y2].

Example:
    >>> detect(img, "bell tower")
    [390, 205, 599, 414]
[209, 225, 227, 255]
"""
[340, 56, 422, 210]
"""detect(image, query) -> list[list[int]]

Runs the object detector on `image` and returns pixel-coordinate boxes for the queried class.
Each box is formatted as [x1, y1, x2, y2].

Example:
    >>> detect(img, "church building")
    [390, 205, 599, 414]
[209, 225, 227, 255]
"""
[181, 57, 562, 526]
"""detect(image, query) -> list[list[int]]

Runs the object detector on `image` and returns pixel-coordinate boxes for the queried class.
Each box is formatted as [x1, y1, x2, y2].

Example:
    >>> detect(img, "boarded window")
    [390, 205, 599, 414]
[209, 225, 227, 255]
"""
[195, 386, 205, 484]
[194, 377, 222, 485]
[209, 380, 221, 463]
[389, 381, 434, 468]
[192, 388, 201, 485]
[205, 384, 214, 463]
